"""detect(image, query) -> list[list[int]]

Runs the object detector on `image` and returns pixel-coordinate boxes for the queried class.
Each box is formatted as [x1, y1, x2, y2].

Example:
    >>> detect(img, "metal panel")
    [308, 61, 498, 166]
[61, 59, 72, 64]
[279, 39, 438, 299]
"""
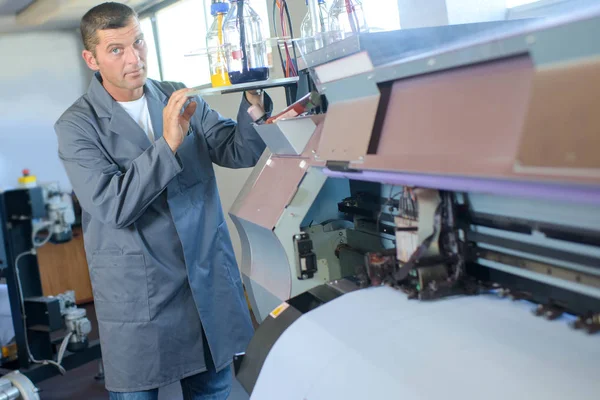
[298, 20, 531, 71]
[232, 156, 308, 230]
[477, 257, 600, 300]
[317, 94, 380, 162]
[321, 9, 600, 105]
[322, 168, 600, 205]
[241, 274, 284, 324]
[273, 167, 330, 297]
[231, 216, 291, 306]
[253, 116, 317, 156]
[515, 57, 600, 176]
[229, 150, 271, 217]
[362, 56, 533, 177]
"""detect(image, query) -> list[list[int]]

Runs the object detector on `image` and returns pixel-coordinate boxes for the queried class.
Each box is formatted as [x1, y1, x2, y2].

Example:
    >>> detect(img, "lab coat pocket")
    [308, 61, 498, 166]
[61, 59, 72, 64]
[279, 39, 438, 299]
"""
[90, 254, 150, 323]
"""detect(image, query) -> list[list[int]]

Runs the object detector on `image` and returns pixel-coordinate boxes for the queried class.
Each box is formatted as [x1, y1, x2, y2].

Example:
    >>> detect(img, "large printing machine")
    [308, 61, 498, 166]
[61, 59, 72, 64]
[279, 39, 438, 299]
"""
[230, 7, 600, 400]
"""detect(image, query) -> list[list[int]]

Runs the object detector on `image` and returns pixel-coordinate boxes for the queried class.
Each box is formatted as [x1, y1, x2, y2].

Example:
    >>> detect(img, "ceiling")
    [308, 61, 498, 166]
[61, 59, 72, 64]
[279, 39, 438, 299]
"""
[0, 0, 35, 15]
[0, 0, 157, 34]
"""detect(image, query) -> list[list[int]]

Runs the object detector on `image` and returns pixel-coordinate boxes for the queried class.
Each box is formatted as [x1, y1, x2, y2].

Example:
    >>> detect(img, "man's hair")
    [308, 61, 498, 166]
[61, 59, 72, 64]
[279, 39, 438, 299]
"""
[80, 2, 138, 54]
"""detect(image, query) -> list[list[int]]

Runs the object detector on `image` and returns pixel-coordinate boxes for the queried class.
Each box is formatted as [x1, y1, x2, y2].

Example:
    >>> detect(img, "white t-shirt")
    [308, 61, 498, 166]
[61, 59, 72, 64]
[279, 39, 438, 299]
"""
[118, 94, 155, 143]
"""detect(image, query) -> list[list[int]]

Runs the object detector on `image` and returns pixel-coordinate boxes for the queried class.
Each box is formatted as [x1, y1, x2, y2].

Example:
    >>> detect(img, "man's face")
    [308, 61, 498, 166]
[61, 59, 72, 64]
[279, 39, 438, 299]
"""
[83, 17, 148, 95]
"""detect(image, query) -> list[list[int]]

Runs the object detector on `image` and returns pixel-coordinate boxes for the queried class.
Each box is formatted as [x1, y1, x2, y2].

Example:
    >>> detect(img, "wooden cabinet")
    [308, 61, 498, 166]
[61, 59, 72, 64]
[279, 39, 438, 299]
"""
[36, 227, 93, 304]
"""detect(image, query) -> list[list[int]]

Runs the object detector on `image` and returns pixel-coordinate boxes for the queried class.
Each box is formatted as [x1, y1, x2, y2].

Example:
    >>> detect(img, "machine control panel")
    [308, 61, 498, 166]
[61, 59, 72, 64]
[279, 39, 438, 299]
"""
[293, 233, 318, 280]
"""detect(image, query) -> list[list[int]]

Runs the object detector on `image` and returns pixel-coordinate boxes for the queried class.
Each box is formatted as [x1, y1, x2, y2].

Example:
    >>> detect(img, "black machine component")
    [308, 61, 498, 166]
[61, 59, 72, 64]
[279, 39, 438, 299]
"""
[462, 211, 600, 320]
[236, 280, 356, 394]
[23, 297, 63, 332]
[358, 250, 396, 287]
[293, 233, 318, 279]
[389, 191, 477, 300]
[0, 188, 101, 383]
[344, 189, 475, 300]
[337, 191, 411, 236]
[2, 188, 46, 221]
[339, 186, 600, 329]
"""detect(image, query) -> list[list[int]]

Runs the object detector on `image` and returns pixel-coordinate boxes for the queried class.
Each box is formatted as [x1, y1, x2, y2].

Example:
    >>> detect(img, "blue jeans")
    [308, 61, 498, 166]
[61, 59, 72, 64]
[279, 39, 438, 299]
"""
[108, 364, 232, 400]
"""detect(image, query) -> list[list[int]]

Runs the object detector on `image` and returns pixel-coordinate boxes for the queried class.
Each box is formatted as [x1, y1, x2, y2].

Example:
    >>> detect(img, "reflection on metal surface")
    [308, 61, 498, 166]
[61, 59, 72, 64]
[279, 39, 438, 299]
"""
[479, 248, 600, 290]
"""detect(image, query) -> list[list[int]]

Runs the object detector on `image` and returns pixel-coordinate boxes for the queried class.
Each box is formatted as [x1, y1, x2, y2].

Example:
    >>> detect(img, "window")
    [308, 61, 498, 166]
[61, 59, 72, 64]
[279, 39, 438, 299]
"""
[506, 0, 542, 7]
[139, 17, 162, 81]
[362, 0, 401, 31]
[155, 0, 211, 87]
[316, 0, 401, 32]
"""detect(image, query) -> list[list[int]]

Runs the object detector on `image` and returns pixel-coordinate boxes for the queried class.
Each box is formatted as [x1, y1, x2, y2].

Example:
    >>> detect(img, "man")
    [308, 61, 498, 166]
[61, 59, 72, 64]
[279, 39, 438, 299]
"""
[55, 2, 271, 399]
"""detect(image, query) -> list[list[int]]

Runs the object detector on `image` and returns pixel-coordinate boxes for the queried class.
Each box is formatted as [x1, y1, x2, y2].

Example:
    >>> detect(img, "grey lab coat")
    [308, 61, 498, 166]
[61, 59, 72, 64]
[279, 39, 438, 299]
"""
[55, 73, 267, 392]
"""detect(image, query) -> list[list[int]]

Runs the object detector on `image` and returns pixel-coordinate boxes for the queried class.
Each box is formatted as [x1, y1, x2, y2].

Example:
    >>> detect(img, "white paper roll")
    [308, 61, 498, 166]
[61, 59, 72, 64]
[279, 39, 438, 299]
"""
[252, 286, 600, 400]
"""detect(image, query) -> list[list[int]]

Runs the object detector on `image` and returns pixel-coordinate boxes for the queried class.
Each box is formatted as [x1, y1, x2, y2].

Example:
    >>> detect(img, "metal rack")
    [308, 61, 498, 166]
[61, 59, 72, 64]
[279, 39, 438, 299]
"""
[189, 76, 300, 106]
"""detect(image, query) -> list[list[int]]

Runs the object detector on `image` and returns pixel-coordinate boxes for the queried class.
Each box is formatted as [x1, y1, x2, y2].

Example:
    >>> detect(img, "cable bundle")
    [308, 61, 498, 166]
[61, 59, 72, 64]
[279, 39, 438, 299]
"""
[272, 0, 298, 77]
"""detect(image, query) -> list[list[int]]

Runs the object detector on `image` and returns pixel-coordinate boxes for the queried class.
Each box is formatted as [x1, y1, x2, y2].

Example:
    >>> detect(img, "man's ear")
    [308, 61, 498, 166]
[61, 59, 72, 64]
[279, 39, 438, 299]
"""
[82, 49, 99, 71]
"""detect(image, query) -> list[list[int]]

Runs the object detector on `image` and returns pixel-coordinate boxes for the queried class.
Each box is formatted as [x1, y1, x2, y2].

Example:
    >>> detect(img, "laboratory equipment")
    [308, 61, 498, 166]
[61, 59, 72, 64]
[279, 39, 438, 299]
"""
[0, 371, 39, 400]
[222, 0, 270, 84]
[300, 0, 329, 38]
[328, 0, 368, 40]
[0, 187, 100, 383]
[16, 170, 36, 189]
[40, 182, 75, 244]
[298, 0, 330, 54]
[206, 0, 231, 87]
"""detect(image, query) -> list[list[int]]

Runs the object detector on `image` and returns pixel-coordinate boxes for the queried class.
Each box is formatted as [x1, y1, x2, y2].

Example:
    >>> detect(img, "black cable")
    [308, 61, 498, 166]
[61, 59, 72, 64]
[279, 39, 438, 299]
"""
[394, 202, 443, 283]
[273, 0, 287, 76]
[238, 0, 249, 73]
[376, 187, 403, 236]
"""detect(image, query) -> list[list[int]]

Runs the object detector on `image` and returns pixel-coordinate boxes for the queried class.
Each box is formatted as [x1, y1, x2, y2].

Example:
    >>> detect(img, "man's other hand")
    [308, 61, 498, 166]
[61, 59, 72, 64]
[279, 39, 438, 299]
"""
[163, 88, 197, 153]
[245, 90, 263, 108]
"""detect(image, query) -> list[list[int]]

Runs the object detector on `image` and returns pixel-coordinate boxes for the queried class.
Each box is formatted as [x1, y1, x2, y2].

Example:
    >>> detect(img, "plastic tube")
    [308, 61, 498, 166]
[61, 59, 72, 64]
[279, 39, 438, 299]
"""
[345, 0, 358, 33]
[217, 12, 224, 61]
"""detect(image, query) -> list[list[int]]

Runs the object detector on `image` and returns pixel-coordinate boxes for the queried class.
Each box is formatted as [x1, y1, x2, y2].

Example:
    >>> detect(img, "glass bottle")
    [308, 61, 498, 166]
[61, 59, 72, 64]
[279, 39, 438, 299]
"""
[299, 0, 330, 54]
[300, 0, 329, 38]
[206, 0, 231, 87]
[222, 0, 270, 85]
[328, 0, 369, 40]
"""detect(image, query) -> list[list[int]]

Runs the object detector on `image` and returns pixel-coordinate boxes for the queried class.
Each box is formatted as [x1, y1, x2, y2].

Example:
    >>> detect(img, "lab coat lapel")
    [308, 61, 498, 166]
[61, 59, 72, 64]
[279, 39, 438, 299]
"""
[109, 103, 152, 151]
[145, 79, 167, 140]
[87, 72, 151, 152]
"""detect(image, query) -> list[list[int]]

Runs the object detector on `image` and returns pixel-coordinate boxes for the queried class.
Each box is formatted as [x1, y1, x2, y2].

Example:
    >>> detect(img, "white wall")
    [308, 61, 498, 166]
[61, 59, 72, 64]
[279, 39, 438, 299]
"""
[446, 0, 507, 24]
[397, 0, 449, 28]
[396, 0, 508, 28]
[507, 0, 599, 19]
[0, 30, 90, 192]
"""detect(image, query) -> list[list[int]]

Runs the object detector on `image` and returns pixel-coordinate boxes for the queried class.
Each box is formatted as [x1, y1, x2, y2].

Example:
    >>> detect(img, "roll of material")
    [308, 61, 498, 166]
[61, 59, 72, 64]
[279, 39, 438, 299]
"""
[252, 286, 600, 400]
